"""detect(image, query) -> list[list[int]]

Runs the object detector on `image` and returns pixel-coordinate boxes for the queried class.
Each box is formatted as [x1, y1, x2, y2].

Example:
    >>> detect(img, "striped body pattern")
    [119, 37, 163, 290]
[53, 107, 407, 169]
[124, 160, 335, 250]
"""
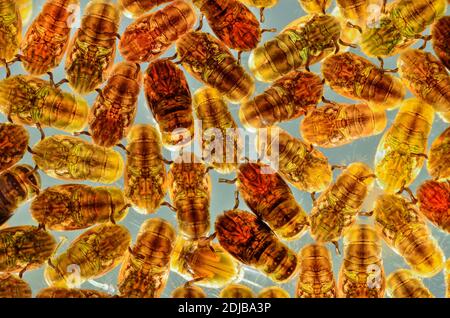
[322, 52, 406, 110]
[0, 273, 32, 298]
[0, 164, 40, 226]
[32, 135, 124, 184]
[240, 71, 323, 130]
[119, 0, 175, 18]
[387, 269, 434, 298]
[36, 287, 110, 298]
[30, 184, 129, 231]
[168, 153, 211, 239]
[375, 99, 434, 194]
[20, 0, 78, 75]
[374, 194, 445, 277]
[0, 75, 88, 132]
[310, 162, 375, 244]
[216, 209, 299, 283]
[45, 223, 131, 287]
[236, 162, 309, 240]
[89, 61, 141, 147]
[118, 218, 175, 298]
[119, 1, 196, 62]
[296, 244, 336, 298]
[0, 123, 29, 173]
[193, 87, 241, 174]
[176, 31, 255, 104]
[125, 125, 167, 214]
[417, 180, 450, 233]
[65, 0, 120, 94]
[0, 0, 21, 63]
[431, 16, 450, 69]
[427, 126, 450, 180]
[300, 102, 387, 148]
[144, 59, 194, 149]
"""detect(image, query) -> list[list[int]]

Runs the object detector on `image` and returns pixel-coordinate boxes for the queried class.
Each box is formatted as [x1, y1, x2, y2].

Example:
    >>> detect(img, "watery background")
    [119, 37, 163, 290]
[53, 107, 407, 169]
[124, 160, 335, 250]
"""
[3, 0, 449, 297]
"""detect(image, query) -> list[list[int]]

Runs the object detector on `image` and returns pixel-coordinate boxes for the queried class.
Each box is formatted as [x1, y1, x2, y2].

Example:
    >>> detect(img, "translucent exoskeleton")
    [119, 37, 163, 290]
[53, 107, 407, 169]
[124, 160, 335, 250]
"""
[239, 0, 279, 22]
[89, 61, 141, 148]
[20, 0, 79, 75]
[374, 194, 445, 277]
[0, 164, 40, 227]
[36, 287, 111, 298]
[239, 70, 323, 130]
[193, 87, 242, 174]
[0, 123, 29, 173]
[0, 75, 89, 133]
[256, 127, 332, 193]
[32, 135, 124, 184]
[300, 102, 387, 148]
[17, 0, 33, 24]
[296, 244, 336, 298]
[216, 209, 299, 283]
[45, 223, 131, 287]
[374, 98, 434, 194]
[119, 1, 196, 63]
[386, 269, 434, 298]
[298, 0, 332, 14]
[310, 162, 375, 246]
[338, 224, 386, 298]
[30, 184, 129, 231]
[258, 286, 290, 298]
[431, 16, 450, 69]
[322, 52, 406, 110]
[118, 0, 175, 18]
[176, 31, 255, 104]
[124, 124, 168, 214]
[427, 126, 450, 180]
[171, 285, 207, 298]
[168, 153, 211, 240]
[416, 180, 450, 233]
[0, 273, 32, 298]
[65, 0, 121, 94]
[171, 236, 242, 289]
[0, 0, 21, 65]
[118, 218, 175, 298]
[219, 284, 255, 298]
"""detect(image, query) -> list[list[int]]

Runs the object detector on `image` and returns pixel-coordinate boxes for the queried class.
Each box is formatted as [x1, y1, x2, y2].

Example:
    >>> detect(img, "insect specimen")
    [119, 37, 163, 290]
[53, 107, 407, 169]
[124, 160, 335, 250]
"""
[45, 223, 131, 287]
[338, 224, 385, 298]
[36, 287, 110, 298]
[216, 209, 299, 283]
[171, 284, 207, 298]
[427, 126, 450, 180]
[398, 49, 450, 113]
[310, 162, 375, 248]
[0, 225, 56, 274]
[0, 123, 29, 173]
[17, 0, 33, 24]
[171, 236, 241, 288]
[386, 269, 434, 298]
[176, 31, 255, 104]
[446, 259, 450, 298]
[193, 87, 242, 174]
[374, 98, 434, 194]
[416, 180, 450, 233]
[239, 70, 323, 130]
[374, 194, 445, 277]
[30, 184, 129, 231]
[192, 0, 261, 53]
[119, 0, 175, 18]
[144, 59, 194, 149]
[431, 16, 450, 69]
[20, 0, 79, 75]
[335, 0, 375, 28]
[0, 164, 40, 226]
[256, 127, 332, 193]
[0, 75, 89, 133]
[119, 1, 196, 63]
[124, 124, 168, 214]
[220, 284, 255, 298]
[65, 0, 120, 94]
[0, 273, 32, 298]
[300, 102, 387, 148]
[239, 0, 279, 22]
[168, 153, 211, 240]
[248, 14, 343, 83]
[298, 0, 332, 14]
[89, 61, 141, 148]
[322, 52, 406, 110]
[258, 286, 290, 298]
[118, 218, 175, 298]
[0, 0, 21, 66]
[296, 244, 336, 298]
[228, 162, 309, 240]
[31, 135, 124, 184]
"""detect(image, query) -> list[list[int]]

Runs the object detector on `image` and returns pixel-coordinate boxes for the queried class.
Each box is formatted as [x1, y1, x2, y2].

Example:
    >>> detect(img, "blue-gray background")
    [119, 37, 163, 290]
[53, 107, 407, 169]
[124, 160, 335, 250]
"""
[2, 0, 449, 297]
